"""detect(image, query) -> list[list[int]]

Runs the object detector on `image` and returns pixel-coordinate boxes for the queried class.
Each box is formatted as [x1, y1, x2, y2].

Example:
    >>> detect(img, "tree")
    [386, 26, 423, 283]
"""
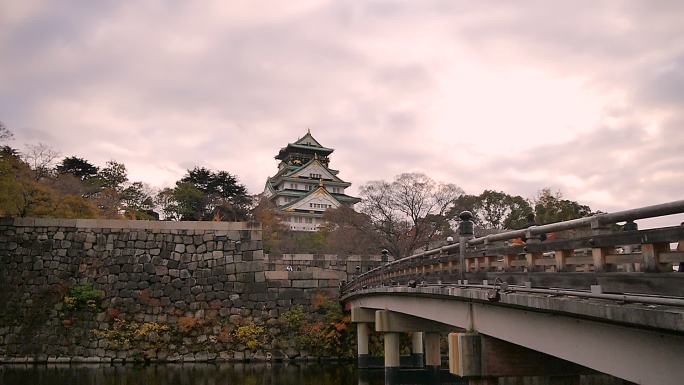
[0, 151, 56, 217]
[449, 190, 532, 231]
[0, 146, 21, 160]
[252, 196, 289, 253]
[0, 121, 13, 142]
[155, 187, 179, 220]
[97, 160, 128, 191]
[359, 173, 463, 257]
[90, 187, 121, 218]
[56, 156, 99, 181]
[18, 181, 59, 217]
[171, 182, 206, 220]
[533, 188, 593, 224]
[180, 167, 249, 203]
[168, 167, 250, 221]
[1, 146, 103, 219]
[0, 154, 28, 216]
[321, 206, 381, 255]
[120, 182, 157, 219]
[52, 195, 100, 219]
[46, 173, 89, 197]
[23, 142, 60, 180]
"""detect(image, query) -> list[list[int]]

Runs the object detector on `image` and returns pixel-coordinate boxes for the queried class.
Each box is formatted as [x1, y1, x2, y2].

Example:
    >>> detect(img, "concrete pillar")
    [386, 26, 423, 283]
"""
[383, 332, 400, 385]
[411, 332, 424, 367]
[449, 332, 482, 377]
[425, 332, 441, 383]
[448, 332, 460, 375]
[357, 323, 370, 368]
[459, 333, 483, 376]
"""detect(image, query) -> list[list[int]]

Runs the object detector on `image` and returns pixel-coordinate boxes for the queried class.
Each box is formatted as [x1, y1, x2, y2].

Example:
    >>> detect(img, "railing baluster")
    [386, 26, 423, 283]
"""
[555, 250, 571, 272]
[642, 243, 670, 273]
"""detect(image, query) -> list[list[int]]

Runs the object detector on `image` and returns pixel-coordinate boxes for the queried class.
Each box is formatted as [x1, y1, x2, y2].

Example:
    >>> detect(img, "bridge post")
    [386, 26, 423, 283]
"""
[554, 249, 571, 272]
[459, 211, 474, 279]
[642, 242, 670, 272]
[410, 332, 424, 367]
[383, 332, 400, 385]
[424, 332, 441, 381]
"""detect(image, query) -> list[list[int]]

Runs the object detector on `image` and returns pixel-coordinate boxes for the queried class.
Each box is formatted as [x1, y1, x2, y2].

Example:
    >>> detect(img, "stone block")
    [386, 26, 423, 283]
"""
[311, 268, 346, 280]
[292, 280, 318, 288]
[264, 271, 288, 280]
[288, 271, 313, 280]
[279, 289, 305, 300]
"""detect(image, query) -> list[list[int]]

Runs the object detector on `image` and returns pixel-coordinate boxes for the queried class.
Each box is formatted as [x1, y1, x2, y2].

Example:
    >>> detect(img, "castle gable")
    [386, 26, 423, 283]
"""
[282, 187, 340, 212]
[288, 159, 341, 182]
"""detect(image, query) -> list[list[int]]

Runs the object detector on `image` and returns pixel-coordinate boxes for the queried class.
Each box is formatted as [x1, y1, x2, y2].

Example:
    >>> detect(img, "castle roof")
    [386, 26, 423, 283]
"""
[275, 131, 334, 160]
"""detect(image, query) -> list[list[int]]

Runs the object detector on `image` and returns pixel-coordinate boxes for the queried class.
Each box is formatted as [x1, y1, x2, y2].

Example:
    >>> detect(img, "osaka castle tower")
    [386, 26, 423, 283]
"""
[263, 130, 361, 231]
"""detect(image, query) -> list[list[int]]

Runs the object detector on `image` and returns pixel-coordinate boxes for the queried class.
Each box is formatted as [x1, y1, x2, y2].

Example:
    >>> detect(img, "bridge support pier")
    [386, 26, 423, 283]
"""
[424, 332, 441, 383]
[374, 309, 455, 384]
[448, 332, 590, 378]
[356, 322, 370, 369]
[383, 332, 400, 385]
[410, 332, 424, 367]
[448, 332, 482, 377]
[351, 307, 376, 369]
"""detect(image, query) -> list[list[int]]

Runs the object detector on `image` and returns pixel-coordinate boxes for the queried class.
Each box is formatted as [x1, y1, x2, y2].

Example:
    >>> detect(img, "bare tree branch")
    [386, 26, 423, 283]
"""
[359, 173, 463, 257]
[22, 142, 60, 180]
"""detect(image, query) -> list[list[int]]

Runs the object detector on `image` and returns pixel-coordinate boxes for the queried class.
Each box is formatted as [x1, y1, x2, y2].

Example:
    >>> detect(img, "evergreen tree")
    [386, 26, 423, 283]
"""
[56, 156, 99, 181]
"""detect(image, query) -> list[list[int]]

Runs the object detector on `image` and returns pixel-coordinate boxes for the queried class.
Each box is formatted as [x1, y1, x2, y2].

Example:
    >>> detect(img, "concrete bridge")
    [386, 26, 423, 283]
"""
[341, 200, 684, 385]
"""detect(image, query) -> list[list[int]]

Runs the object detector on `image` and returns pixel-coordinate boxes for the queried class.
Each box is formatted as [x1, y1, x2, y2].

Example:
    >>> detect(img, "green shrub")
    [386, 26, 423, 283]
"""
[63, 284, 104, 311]
[234, 323, 267, 350]
[280, 294, 355, 357]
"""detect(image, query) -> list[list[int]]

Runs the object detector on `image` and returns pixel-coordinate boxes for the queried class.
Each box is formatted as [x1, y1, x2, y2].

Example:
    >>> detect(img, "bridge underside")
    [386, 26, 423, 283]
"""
[347, 291, 684, 385]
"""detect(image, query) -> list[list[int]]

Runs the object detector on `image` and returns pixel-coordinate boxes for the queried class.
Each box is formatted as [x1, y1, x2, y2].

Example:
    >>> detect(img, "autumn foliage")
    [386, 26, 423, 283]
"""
[280, 293, 355, 357]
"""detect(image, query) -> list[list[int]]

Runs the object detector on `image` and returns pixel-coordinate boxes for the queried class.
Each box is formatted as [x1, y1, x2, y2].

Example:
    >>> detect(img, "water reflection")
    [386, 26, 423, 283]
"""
[2, 363, 364, 385]
[0, 363, 630, 385]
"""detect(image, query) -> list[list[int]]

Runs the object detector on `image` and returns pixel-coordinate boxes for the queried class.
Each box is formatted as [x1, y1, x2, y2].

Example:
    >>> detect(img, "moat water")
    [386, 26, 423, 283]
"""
[0, 363, 628, 385]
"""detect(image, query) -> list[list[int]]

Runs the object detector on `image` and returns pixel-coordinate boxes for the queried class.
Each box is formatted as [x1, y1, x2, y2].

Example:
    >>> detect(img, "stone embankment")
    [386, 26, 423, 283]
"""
[0, 218, 387, 363]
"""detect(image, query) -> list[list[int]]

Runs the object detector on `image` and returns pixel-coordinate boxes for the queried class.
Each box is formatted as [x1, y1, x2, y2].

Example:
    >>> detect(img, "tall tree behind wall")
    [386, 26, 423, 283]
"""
[157, 167, 251, 221]
[533, 188, 593, 224]
[0, 126, 99, 218]
[358, 173, 463, 258]
[449, 190, 533, 231]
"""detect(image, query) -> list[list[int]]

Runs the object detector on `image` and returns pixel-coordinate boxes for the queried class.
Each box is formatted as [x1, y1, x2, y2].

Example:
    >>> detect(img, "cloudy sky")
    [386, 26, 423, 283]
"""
[1, 1, 683, 224]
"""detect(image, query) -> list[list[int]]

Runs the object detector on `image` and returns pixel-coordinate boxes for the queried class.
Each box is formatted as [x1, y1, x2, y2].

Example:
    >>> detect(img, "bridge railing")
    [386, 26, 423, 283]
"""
[343, 200, 684, 296]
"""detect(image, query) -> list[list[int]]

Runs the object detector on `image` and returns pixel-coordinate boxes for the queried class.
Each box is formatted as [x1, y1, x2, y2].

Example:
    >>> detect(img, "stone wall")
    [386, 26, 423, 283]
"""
[0, 218, 384, 363]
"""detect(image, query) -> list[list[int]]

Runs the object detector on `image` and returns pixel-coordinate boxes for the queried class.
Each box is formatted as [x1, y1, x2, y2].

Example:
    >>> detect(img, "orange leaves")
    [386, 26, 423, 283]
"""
[177, 316, 201, 333]
[217, 326, 232, 343]
[312, 293, 328, 310]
